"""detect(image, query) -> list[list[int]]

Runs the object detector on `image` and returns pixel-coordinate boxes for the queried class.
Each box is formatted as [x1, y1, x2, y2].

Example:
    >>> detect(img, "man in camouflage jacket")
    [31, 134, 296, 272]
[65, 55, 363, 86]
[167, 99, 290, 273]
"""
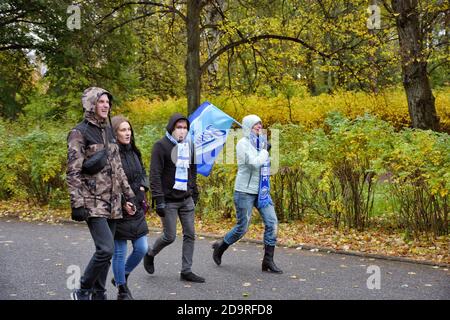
[67, 87, 135, 300]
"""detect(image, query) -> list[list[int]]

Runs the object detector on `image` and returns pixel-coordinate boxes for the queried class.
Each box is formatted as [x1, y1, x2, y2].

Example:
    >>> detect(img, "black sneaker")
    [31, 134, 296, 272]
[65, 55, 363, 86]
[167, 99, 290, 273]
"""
[91, 291, 107, 300]
[180, 272, 205, 283]
[143, 254, 155, 274]
[70, 288, 91, 300]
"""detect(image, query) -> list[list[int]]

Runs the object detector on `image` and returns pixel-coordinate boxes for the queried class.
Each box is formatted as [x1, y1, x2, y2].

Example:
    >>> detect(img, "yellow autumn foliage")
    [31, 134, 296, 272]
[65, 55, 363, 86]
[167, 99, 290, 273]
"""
[120, 87, 450, 133]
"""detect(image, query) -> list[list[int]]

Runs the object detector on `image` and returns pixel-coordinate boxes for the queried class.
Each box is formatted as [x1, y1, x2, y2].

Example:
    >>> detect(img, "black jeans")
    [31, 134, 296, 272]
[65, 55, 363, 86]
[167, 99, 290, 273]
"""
[80, 217, 116, 294]
[149, 197, 195, 273]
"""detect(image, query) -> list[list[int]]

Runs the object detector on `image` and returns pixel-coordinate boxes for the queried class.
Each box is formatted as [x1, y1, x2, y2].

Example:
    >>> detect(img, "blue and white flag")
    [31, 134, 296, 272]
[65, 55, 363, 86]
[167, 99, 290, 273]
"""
[188, 101, 237, 176]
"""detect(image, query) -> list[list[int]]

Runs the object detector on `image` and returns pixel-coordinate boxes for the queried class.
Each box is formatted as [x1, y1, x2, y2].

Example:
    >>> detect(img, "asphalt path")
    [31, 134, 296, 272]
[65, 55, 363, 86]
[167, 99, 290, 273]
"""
[0, 218, 449, 300]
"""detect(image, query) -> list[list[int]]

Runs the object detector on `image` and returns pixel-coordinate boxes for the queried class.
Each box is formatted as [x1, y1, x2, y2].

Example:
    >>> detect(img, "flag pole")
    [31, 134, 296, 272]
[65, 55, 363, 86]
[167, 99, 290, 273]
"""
[233, 119, 242, 127]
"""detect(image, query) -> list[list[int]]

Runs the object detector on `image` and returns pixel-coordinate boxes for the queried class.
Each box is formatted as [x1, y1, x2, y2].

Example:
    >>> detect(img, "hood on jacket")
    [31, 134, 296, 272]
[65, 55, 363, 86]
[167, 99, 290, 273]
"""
[81, 87, 113, 124]
[242, 114, 262, 137]
[166, 113, 190, 134]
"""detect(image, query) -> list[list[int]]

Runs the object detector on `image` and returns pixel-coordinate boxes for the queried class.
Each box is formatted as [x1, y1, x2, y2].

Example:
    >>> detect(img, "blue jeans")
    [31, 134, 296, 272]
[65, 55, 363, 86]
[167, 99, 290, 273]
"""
[224, 191, 278, 246]
[112, 235, 148, 286]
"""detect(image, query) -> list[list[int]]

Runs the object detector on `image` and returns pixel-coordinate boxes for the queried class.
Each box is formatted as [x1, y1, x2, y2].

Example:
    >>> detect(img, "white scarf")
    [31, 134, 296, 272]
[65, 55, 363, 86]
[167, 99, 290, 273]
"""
[166, 131, 190, 191]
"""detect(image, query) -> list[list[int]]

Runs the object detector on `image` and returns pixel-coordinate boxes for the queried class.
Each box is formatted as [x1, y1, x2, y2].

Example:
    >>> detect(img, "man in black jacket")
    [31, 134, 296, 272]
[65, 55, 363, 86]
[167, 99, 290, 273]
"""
[143, 113, 204, 283]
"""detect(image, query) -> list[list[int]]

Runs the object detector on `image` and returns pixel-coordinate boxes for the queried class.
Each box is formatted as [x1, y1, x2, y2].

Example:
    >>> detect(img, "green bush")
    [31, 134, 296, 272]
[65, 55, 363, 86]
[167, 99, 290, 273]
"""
[376, 129, 449, 238]
[196, 165, 237, 221]
[0, 111, 447, 239]
[134, 124, 164, 170]
[0, 126, 67, 206]
[194, 113, 449, 238]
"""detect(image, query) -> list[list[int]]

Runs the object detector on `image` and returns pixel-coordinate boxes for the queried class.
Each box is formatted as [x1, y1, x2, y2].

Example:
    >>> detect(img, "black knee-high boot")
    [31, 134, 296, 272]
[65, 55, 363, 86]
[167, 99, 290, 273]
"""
[117, 283, 133, 300]
[262, 245, 283, 274]
[212, 239, 229, 266]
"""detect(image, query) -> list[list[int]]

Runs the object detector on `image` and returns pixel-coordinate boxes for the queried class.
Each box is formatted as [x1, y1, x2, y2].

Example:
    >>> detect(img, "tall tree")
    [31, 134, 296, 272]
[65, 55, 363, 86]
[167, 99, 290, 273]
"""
[389, 0, 441, 130]
[0, 51, 34, 119]
[186, 0, 203, 115]
[2, 0, 447, 126]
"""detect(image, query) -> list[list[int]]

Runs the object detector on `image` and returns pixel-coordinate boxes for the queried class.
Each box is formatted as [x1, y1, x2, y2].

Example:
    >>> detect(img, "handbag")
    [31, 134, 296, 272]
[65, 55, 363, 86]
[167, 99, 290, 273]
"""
[82, 149, 108, 174]
[82, 129, 110, 175]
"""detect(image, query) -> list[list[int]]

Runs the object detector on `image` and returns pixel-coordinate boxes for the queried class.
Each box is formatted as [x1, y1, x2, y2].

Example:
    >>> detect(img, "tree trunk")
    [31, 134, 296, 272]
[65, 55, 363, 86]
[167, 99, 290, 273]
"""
[204, 0, 225, 91]
[305, 50, 317, 95]
[392, 0, 440, 131]
[186, 0, 202, 115]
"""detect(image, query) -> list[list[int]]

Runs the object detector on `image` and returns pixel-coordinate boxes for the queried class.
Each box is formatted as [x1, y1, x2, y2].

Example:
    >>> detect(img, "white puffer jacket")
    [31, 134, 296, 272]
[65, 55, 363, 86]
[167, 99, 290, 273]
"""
[234, 115, 269, 194]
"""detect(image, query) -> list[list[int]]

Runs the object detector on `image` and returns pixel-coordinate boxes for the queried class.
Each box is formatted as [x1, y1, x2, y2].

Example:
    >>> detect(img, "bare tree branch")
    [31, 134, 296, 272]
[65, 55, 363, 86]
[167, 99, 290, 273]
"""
[200, 34, 332, 74]
[96, 1, 187, 26]
[91, 10, 173, 45]
[0, 43, 35, 51]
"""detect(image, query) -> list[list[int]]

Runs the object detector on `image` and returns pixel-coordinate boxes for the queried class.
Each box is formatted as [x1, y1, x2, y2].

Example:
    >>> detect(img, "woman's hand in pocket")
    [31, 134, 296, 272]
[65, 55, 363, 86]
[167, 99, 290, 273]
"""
[124, 202, 136, 215]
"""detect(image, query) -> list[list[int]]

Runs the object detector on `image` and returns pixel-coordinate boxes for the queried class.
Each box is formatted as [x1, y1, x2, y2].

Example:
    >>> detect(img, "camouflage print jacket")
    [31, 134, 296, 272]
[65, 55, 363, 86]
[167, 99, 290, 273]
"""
[66, 87, 135, 219]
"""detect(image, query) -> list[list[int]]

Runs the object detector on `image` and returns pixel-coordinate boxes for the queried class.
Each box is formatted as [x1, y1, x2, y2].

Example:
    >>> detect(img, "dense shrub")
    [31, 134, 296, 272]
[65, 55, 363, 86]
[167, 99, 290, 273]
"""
[0, 126, 67, 206]
[375, 129, 449, 238]
[0, 88, 448, 239]
[195, 113, 449, 238]
[121, 87, 450, 133]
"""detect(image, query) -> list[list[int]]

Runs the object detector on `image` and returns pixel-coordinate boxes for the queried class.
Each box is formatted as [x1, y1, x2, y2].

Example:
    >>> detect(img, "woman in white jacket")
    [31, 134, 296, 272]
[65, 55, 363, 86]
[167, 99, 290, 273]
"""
[212, 115, 282, 273]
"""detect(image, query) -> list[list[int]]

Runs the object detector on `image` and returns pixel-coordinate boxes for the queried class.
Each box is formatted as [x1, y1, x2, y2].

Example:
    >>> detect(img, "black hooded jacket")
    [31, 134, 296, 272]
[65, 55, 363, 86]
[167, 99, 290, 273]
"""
[150, 113, 199, 205]
[115, 142, 149, 240]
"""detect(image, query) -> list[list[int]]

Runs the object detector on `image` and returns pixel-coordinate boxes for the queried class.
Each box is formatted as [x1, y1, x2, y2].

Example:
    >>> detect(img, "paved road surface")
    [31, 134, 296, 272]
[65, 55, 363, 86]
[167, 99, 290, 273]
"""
[0, 218, 449, 300]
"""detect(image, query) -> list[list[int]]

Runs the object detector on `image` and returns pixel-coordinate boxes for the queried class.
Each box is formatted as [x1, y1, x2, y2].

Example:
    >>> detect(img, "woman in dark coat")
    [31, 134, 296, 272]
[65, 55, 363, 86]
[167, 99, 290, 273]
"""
[111, 115, 149, 300]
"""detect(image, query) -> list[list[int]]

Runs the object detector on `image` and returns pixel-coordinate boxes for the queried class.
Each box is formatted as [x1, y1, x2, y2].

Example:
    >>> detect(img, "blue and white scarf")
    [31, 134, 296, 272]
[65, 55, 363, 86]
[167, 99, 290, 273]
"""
[249, 132, 274, 208]
[166, 131, 190, 191]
